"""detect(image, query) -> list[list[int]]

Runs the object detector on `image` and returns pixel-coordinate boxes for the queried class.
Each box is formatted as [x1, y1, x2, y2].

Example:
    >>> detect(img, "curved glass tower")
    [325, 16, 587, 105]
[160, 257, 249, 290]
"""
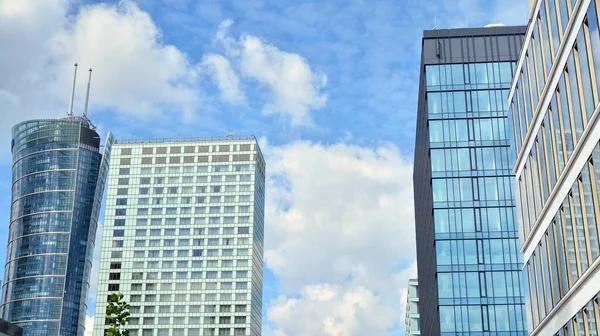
[0, 117, 113, 336]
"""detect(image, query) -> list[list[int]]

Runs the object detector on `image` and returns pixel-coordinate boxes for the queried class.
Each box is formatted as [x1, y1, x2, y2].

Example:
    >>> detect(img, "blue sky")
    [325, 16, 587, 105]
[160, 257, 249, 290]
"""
[0, 0, 528, 335]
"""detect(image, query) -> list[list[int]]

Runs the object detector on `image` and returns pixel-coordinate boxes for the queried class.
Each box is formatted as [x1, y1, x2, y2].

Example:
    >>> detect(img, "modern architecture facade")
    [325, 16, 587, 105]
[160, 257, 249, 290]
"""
[414, 26, 528, 335]
[1, 117, 113, 335]
[0, 319, 23, 336]
[507, 0, 600, 334]
[405, 278, 420, 336]
[93, 137, 265, 336]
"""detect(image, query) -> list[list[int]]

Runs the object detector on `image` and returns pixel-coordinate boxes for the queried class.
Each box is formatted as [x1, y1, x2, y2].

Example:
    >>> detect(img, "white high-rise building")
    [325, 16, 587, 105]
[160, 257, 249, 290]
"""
[93, 137, 265, 336]
[405, 279, 420, 336]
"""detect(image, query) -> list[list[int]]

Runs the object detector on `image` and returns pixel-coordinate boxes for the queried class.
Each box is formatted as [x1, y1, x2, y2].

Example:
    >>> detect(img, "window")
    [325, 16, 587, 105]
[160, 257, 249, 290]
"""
[108, 284, 120, 291]
[118, 178, 129, 185]
[110, 262, 122, 269]
[119, 168, 130, 175]
[115, 209, 126, 216]
[117, 188, 128, 195]
[237, 227, 249, 234]
[112, 240, 124, 248]
[113, 230, 124, 237]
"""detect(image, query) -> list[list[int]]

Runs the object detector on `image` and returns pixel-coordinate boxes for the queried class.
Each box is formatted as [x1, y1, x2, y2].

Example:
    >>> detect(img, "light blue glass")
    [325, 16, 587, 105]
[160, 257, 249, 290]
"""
[1, 118, 112, 336]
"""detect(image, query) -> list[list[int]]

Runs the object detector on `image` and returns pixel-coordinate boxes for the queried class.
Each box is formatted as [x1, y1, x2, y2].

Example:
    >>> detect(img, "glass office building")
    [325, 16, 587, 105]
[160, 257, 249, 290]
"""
[93, 137, 265, 336]
[413, 26, 527, 336]
[1, 117, 113, 336]
[508, 0, 600, 334]
[405, 278, 420, 336]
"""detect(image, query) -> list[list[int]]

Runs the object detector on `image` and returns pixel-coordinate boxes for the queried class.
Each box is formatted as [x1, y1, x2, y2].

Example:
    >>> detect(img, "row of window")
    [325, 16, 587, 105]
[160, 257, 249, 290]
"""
[127, 282, 249, 293]
[118, 154, 254, 166]
[438, 271, 523, 300]
[430, 118, 509, 144]
[125, 217, 252, 227]
[106, 277, 250, 291]
[436, 238, 520, 267]
[122, 281, 249, 291]
[551, 294, 600, 336]
[113, 185, 252, 196]
[109, 260, 253, 272]
[511, 3, 600, 156]
[115, 206, 253, 217]
[434, 207, 518, 234]
[120, 195, 253, 206]
[127, 293, 249, 303]
[432, 176, 514, 203]
[113, 227, 250, 237]
[119, 238, 249, 248]
[110, 248, 250, 259]
[518, 128, 600, 238]
[112, 217, 252, 233]
[125, 327, 247, 336]
[426, 62, 516, 92]
[118, 165, 253, 176]
[431, 146, 512, 173]
[428, 89, 510, 115]
[439, 304, 526, 333]
[128, 315, 248, 325]
[117, 175, 253, 186]
[525, 159, 600, 328]
[113, 226, 249, 237]
[119, 143, 253, 155]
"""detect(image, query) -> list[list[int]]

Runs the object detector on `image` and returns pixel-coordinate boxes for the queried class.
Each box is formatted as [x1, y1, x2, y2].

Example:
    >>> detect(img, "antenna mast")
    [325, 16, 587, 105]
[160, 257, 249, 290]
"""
[68, 63, 78, 116]
[83, 69, 92, 119]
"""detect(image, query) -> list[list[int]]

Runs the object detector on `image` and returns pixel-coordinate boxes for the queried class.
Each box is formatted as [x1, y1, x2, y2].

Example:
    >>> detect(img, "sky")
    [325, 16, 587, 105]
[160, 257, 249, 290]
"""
[0, 0, 529, 335]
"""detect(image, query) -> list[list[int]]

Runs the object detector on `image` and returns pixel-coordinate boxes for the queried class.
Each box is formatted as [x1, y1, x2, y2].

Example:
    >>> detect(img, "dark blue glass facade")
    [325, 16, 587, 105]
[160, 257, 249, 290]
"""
[414, 26, 527, 336]
[1, 117, 112, 336]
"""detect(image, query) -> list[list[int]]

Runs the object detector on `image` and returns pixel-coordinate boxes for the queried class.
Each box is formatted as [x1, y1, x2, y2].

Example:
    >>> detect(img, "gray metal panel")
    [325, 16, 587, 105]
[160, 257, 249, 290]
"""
[422, 26, 527, 65]
[0, 319, 22, 336]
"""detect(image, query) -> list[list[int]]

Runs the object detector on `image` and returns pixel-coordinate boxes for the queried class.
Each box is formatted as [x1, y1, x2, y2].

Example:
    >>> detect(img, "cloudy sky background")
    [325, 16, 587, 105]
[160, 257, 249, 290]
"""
[0, 0, 529, 335]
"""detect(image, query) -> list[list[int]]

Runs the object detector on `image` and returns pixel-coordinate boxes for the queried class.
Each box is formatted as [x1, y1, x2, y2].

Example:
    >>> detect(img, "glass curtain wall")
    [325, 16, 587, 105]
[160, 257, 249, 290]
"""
[426, 61, 527, 335]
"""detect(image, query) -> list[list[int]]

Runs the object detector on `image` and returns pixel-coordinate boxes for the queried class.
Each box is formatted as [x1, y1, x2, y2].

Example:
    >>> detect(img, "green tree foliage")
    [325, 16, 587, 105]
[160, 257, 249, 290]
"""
[106, 293, 131, 336]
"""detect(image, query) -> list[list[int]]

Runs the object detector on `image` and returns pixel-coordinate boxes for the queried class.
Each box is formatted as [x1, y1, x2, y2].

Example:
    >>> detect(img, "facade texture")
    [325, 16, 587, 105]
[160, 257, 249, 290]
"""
[93, 137, 265, 336]
[0, 319, 22, 336]
[414, 26, 527, 336]
[507, 0, 600, 335]
[405, 279, 420, 336]
[0, 117, 112, 336]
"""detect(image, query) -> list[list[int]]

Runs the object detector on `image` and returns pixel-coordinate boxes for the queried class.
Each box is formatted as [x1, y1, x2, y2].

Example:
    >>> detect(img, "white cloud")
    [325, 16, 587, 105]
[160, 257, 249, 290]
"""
[263, 141, 417, 335]
[216, 20, 327, 126]
[0, 0, 202, 152]
[85, 315, 94, 336]
[48, 0, 200, 120]
[202, 53, 246, 104]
